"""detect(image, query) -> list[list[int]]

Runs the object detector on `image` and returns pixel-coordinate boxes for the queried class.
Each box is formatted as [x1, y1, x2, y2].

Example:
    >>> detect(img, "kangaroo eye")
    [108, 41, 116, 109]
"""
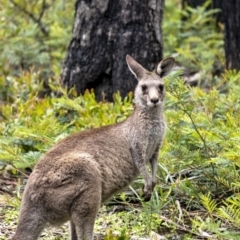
[159, 85, 164, 92]
[141, 85, 147, 92]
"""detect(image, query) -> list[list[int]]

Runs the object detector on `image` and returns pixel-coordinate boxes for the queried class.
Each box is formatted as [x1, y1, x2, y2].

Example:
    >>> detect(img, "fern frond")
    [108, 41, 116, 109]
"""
[199, 192, 217, 215]
[13, 151, 43, 169]
[225, 194, 240, 208]
[217, 195, 240, 228]
[215, 177, 240, 193]
[53, 97, 84, 112]
[14, 117, 63, 148]
[0, 147, 21, 162]
[215, 177, 233, 190]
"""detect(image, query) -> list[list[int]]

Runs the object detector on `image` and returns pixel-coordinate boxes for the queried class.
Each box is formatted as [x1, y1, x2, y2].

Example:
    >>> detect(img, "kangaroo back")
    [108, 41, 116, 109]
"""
[12, 55, 175, 240]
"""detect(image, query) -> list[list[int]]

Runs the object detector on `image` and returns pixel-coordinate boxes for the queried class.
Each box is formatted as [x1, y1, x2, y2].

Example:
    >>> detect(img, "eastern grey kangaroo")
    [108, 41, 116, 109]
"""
[12, 55, 175, 240]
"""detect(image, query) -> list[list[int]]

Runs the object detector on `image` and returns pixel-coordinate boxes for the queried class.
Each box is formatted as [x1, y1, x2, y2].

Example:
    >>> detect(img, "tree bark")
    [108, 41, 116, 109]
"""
[221, 0, 240, 70]
[60, 0, 164, 101]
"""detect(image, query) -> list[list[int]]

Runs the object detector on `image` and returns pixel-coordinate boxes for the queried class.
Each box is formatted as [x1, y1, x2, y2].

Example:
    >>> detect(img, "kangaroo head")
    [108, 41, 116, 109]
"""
[126, 55, 175, 109]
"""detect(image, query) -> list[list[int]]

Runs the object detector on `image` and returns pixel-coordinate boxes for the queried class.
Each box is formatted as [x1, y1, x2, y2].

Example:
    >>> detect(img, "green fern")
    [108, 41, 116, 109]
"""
[217, 195, 240, 228]
[104, 229, 130, 240]
[199, 192, 217, 216]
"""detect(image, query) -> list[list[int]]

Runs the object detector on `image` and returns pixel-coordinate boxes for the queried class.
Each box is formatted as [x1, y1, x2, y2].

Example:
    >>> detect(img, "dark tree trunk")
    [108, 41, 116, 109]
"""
[182, 0, 240, 71]
[212, 0, 223, 24]
[60, 0, 164, 101]
[221, 0, 240, 70]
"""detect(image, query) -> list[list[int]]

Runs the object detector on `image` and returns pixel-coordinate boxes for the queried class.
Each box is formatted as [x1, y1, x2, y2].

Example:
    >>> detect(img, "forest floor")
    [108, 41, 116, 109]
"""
[0, 172, 69, 240]
[0, 172, 187, 240]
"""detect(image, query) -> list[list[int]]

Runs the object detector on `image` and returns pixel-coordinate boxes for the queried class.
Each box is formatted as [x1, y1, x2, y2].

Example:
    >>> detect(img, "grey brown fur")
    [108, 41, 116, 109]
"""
[12, 55, 175, 240]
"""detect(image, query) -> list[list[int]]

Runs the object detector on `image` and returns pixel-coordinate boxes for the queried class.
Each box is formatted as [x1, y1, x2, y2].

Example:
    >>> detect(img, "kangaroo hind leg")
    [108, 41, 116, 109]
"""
[70, 186, 101, 240]
[11, 205, 46, 240]
[71, 205, 99, 240]
[70, 220, 78, 240]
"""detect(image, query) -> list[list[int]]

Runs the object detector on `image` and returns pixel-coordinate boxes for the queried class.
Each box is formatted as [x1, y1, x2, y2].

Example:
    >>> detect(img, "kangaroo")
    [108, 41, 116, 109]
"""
[11, 55, 175, 240]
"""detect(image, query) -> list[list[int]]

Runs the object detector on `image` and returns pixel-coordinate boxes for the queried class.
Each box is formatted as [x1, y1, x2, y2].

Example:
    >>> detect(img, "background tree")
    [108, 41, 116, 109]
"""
[60, 0, 164, 101]
[182, 0, 240, 71]
[221, 0, 240, 70]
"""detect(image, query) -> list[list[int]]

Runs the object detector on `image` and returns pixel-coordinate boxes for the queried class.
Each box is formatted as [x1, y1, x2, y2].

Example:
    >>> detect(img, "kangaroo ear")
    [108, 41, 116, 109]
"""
[126, 55, 146, 80]
[156, 57, 175, 78]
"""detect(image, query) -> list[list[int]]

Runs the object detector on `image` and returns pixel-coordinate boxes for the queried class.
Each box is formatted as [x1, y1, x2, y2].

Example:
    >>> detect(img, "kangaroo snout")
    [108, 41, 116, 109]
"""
[150, 98, 159, 104]
[147, 87, 162, 106]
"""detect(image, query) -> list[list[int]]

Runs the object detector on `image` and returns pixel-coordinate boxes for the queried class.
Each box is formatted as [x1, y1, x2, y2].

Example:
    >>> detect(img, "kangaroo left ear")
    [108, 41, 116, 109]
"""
[156, 57, 175, 78]
[126, 55, 147, 80]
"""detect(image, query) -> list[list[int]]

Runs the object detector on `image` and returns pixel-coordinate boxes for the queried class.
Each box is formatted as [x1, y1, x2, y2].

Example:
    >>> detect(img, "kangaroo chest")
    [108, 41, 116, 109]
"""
[130, 117, 165, 162]
[123, 110, 166, 162]
[145, 120, 165, 159]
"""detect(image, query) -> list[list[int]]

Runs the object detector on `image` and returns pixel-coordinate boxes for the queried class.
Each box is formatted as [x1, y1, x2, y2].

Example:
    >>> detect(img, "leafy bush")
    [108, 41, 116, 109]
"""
[163, 0, 224, 87]
[160, 70, 240, 238]
[1, 69, 240, 239]
[0, 78, 133, 169]
[0, 0, 73, 77]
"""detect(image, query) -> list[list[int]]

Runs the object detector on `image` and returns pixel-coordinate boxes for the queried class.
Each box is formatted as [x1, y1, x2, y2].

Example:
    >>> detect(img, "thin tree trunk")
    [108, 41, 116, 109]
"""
[221, 0, 240, 70]
[60, 0, 164, 101]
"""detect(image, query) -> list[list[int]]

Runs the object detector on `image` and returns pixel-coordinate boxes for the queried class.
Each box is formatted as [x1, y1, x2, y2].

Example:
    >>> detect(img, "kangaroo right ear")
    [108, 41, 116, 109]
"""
[156, 57, 175, 78]
[126, 55, 146, 80]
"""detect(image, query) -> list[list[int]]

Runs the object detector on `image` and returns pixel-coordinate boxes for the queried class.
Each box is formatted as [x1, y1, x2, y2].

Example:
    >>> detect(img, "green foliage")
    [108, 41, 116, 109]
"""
[199, 192, 217, 217]
[0, 0, 73, 77]
[155, 69, 240, 238]
[95, 205, 161, 237]
[0, 79, 133, 170]
[103, 229, 130, 240]
[164, 0, 224, 86]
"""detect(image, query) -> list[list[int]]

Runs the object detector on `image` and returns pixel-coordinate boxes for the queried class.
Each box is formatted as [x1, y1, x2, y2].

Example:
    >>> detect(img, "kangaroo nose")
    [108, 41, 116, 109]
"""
[151, 98, 159, 104]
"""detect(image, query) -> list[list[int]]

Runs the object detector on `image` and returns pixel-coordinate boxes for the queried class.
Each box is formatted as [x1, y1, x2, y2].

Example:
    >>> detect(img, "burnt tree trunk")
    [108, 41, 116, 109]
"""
[182, 0, 240, 71]
[221, 0, 240, 70]
[60, 0, 164, 101]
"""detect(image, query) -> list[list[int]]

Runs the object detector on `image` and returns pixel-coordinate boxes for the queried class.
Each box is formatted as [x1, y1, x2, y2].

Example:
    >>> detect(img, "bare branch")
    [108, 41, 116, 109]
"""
[9, 0, 49, 36]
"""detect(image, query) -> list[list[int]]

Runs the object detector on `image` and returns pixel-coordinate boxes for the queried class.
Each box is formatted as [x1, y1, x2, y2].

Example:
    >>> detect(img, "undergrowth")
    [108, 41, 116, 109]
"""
[1, 69, 240, 239]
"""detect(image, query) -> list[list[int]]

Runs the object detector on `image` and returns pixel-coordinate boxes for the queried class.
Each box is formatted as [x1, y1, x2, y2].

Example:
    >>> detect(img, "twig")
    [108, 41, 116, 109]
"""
[159, 215, 212, 239]
[38, 0, 47, 21]
[180, 107, 219, 192]
[175, 200, 182, 223]
[9, 0, 49, 36]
